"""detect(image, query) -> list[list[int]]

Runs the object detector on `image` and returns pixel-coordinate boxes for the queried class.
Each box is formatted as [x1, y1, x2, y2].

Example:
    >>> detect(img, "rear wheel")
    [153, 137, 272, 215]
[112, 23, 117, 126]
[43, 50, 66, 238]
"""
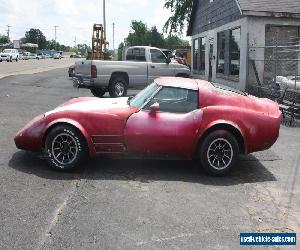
[109, 77, 127, 97]
[45, 125, 87, 171]
[198, 130, 239, 176]
[10, 56, 12, 62]
[91, 88, 106, 98]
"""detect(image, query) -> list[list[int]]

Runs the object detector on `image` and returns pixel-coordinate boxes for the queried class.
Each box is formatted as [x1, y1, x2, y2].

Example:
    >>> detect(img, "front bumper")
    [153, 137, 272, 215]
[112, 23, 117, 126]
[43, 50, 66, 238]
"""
[0, 55, 9, 60]
[14, 114, 45, 152]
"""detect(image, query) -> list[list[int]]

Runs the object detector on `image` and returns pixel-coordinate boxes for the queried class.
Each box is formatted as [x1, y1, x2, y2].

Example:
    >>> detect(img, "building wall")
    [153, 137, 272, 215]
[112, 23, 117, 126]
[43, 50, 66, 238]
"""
[246, 17, 300, 87]
[191, 0, 241, 36]
[191, 18, 248, 90]
[191, 16, 300, 91]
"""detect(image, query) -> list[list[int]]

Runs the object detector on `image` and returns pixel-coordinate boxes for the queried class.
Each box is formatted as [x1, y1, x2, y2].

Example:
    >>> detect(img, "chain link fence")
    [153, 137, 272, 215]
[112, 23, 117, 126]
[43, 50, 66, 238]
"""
[247, 34, 300, 124]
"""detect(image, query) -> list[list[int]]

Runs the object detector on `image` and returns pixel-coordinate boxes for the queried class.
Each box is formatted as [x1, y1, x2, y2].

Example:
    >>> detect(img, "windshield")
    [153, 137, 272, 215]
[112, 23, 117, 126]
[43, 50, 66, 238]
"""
[3, 49, 11, 53]
[129, 82, 160, 109]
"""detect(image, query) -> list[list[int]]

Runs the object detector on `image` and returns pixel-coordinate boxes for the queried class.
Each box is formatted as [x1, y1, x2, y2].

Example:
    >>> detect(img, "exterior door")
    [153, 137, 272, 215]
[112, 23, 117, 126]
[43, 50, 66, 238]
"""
[124, 86, 202, 156]
[147, 48, 175, 83]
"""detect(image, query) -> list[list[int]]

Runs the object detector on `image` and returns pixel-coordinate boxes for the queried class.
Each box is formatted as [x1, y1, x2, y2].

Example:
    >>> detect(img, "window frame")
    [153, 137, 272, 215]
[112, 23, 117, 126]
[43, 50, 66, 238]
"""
[150, 49, 168, 63]
[216, 26, 241, 81]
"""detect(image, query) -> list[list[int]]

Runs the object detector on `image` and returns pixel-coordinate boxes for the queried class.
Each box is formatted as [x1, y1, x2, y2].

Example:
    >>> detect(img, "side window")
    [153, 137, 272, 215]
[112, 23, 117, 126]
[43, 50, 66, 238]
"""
[126, 48, 134, 60]
[126, 48, 146, 61]
[150, 49, 167, 63]
[145, 87, 198, 113]
[133, 48, 146, 61]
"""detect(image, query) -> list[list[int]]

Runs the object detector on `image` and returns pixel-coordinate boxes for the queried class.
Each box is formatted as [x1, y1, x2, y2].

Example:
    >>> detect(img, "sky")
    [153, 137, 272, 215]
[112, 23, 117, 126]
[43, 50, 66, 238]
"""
[0, 0, 188, 49]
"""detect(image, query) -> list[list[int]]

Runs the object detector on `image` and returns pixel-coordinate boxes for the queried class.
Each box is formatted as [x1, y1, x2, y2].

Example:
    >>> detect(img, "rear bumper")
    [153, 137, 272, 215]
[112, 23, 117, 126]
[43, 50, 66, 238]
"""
[72, 76, 107, 89]
[72, 76, 94, 89]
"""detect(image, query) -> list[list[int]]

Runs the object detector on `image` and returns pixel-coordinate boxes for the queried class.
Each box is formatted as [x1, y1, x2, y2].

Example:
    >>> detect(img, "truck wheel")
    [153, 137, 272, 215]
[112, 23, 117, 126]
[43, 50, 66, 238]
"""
[198, 130, 239, 176]
[109, 77, 127, 98]
[10, 56, 12, 62]
[16, 57, 18, 62]
[91, 88, 106, 98]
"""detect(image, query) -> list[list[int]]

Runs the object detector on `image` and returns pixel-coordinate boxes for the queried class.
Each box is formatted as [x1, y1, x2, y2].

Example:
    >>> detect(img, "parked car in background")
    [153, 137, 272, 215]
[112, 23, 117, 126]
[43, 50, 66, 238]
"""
[53, 53, 62, 59]
[73, 46, 191, 98]
[45, 54, 51, 59]
[15, 77, 282, 175]
[0, 49, 19, 62]
[37, 53, 45, 59]
[22, 52, 31, 60]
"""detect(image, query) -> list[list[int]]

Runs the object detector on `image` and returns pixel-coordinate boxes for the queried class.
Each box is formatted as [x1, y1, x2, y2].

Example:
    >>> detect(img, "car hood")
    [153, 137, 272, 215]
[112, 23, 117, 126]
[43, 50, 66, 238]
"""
[45, 97, 138, 118]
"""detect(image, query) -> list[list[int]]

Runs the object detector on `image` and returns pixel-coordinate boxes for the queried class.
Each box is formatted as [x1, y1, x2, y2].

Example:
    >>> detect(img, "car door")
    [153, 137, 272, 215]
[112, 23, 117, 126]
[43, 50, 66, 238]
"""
[124, 86, 202, 156]
[147, 49, 175, 83]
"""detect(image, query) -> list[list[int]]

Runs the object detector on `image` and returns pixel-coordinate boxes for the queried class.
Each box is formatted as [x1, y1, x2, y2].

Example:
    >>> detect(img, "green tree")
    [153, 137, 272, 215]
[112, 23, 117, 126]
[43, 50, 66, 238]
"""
[0, 34, 9, 44]
[148, 26, 166, 48]
[127, 21, 149, 46]
[24, 28, 47, 49]
[76, 44, 90, 56]
[117, 42, 124, 60]
[163, 0, 193, 34]
[165, 35, 190, 48]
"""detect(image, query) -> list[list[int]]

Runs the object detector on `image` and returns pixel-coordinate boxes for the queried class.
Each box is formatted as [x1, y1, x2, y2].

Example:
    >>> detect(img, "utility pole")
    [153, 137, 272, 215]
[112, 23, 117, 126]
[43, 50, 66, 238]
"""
[6, 25, 12, 42]
[54, 25, 58, 50]
[103, 0, 106, 40]
[112, 22, 115, 51]
[74, 36, 77, 48]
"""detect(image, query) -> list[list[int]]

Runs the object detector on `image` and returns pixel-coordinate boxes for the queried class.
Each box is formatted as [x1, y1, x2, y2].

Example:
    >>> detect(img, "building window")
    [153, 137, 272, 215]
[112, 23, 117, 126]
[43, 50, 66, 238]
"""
[193, 37, 206, 75]
[217, 27, 241, 80]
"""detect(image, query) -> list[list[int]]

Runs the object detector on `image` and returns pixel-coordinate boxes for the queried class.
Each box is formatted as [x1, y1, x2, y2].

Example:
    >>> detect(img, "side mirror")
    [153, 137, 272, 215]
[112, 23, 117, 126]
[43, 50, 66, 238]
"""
[149, 102, 160, 113]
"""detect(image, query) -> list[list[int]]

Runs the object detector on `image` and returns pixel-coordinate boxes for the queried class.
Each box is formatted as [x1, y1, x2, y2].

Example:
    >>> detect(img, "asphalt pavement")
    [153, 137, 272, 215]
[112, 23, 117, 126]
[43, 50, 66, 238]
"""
[0, 68, 299, 249]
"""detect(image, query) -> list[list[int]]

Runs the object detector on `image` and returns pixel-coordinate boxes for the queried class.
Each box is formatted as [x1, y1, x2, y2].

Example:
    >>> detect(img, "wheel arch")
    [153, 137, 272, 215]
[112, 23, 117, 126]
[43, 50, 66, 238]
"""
[43, 119, 95, 156]
[197, 122, 246, 155]
[109, 71, 129, 85]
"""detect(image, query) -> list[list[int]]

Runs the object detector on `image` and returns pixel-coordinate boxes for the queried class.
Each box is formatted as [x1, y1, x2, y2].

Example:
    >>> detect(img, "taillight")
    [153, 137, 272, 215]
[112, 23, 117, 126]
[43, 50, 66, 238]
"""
[91, 65, 97, 78]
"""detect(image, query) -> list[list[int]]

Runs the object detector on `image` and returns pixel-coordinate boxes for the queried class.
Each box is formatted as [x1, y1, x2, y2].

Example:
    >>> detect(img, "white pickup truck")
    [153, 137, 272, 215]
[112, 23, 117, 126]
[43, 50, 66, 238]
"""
[73, 46, 191, 97]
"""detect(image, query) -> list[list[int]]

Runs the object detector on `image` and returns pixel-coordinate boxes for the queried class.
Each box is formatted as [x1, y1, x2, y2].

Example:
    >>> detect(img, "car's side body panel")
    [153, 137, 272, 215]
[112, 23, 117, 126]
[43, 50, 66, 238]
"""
[196, 81, 282, 154]
[124, 109, 203, 157]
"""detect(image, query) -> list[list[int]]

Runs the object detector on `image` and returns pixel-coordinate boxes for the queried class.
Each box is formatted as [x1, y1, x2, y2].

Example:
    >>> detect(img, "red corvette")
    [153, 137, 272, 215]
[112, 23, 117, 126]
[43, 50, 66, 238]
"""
[15, 77, 282, 175]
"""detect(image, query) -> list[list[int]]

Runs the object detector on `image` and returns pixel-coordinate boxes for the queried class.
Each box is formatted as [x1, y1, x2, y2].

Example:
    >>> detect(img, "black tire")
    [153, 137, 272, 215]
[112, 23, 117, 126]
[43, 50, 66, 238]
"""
[109, 77, 127, 98]
[45, 125, 88, 171]
[0, 59, 2, 62]
[10, 56, 12, 62]
[91, 88, 106, 97]
[198, 130, 239, 176]
[16, 57, 18, 62]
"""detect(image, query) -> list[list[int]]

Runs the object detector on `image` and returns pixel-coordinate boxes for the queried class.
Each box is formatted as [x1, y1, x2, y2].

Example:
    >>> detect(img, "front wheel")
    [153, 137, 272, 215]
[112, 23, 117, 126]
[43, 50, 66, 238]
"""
[91, 88, 106, 98]
[109, 77, 127, 97]
[198, 130, 239, 176]
[16, 57, 18, 62]
[45, 125, 88, 171]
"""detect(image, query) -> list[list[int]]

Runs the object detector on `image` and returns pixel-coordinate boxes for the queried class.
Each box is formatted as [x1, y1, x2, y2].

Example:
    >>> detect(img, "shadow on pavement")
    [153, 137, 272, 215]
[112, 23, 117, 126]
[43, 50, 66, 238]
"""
[9, 151, 277, 186]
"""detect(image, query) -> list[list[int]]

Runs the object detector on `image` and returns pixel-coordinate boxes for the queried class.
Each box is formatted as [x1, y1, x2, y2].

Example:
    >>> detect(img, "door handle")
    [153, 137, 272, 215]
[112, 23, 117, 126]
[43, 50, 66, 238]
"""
[151, 65, 155, 68]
